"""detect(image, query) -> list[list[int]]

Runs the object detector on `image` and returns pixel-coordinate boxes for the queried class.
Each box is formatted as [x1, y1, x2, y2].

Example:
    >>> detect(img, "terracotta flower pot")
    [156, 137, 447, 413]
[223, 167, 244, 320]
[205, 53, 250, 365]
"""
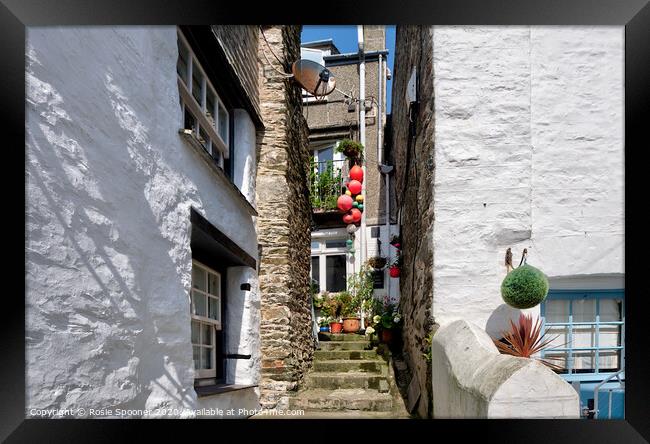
[342, 318, 360, 333]
[329, 322, 343, 334]
[381, 328, 393, 343]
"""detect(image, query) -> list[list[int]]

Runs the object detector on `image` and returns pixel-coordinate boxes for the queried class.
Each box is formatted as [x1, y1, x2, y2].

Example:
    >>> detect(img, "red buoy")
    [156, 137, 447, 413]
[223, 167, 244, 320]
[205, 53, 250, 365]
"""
[342, 212, 355, 224]
[389, 266, 401, 278]
[337, 194, 353, 212]
[350, 208, 362, 223]
[348, 180, 362, 195]
[349, 165, 364, 182]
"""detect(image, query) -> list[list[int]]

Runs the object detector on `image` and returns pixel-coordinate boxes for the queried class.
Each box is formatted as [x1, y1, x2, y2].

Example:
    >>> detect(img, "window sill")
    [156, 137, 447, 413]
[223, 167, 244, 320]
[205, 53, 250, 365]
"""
[179, 130, 258, 217]
[194, 383, 258, 398]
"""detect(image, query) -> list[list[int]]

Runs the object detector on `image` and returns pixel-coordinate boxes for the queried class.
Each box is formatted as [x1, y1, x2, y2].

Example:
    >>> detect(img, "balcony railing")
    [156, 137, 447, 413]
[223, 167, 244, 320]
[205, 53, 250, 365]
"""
[309, 159, 347, 212]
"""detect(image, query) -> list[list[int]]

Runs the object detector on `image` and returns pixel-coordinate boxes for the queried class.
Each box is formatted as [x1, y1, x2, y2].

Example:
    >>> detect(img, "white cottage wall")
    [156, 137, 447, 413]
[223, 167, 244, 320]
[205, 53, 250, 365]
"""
[431, 26, 624, 331]
[26, 26, 260, 417]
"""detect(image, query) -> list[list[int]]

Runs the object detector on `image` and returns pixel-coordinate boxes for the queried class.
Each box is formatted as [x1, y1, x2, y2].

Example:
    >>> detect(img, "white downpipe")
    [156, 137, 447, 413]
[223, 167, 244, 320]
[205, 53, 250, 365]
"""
[358, 25, 366, 329]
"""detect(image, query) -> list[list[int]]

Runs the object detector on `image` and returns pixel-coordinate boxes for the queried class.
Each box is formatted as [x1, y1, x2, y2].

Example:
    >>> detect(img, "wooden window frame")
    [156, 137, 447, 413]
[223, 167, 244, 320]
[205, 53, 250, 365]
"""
[191, 260, 223, 379]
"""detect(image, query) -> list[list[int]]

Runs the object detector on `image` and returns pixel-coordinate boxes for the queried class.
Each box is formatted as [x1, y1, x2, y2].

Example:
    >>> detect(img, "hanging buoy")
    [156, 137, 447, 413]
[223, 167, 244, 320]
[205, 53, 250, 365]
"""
[342, 212, 355, 225]
[358, 203, 364, 210]
[345, 190, 352, 196]
[346, 239, 353, 247]
[350, 208, 362, 223]
[352, 201, 359, 208]
[337, 194, 353, 212]
[355, 195, 364, 203]
[346, 224, 358, 234]
[348, 180, 362, 195]
[349, 165, 364, 182]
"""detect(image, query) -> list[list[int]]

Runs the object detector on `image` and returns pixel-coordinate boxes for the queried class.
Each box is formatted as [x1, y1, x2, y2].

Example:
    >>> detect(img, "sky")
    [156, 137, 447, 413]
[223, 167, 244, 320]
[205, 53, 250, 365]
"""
[301, 25, 396, 113]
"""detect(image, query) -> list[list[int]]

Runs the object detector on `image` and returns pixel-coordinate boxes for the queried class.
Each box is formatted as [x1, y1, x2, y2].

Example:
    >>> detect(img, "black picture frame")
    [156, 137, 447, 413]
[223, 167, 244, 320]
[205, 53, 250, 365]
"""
[4, 0, 648, 441]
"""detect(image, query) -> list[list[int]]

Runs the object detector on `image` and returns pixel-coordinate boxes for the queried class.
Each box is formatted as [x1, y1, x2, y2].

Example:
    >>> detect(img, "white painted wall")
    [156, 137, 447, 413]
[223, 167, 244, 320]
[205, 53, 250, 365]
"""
[26, 26, 260, 417]
[431, 26, 624, 332]
[232, 109, 257, 205]
[432, 320, 579, 418]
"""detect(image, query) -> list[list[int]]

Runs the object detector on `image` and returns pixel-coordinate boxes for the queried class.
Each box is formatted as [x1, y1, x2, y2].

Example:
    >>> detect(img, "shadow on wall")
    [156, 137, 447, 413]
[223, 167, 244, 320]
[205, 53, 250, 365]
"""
[26, 34, 199, 413]
[485, 304, 524, 340]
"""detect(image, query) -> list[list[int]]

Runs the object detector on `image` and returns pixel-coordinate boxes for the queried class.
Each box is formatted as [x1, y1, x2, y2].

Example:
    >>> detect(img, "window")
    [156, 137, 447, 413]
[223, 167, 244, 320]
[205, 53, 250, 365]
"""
[541, 290, 625, 379]
[311, 237, 347, 292]
[190, 260, 222, 379]
[177, 29, 230, 169]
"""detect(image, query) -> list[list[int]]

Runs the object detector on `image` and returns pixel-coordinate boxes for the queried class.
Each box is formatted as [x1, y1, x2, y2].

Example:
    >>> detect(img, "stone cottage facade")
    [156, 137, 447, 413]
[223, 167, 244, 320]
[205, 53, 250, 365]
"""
[391, 26, 624, 418]
[302, 26, 400, 307]
[25, 25, 310, 417]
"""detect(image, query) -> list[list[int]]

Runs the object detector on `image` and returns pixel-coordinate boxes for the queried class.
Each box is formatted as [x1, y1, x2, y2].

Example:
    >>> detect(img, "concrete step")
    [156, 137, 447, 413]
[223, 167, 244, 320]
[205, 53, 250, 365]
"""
[313, 349, 381, 361]
[313, 359, 386, 373]
[319, 333, 367, 342]
[318, 341, 370, 351]
[289, 388, 393, 412]
[306, 372, 388, 391]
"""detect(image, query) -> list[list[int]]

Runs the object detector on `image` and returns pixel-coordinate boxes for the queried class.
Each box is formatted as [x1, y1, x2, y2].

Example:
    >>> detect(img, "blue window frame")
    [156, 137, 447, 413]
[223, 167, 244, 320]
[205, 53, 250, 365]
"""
[541, 289, 625, 382]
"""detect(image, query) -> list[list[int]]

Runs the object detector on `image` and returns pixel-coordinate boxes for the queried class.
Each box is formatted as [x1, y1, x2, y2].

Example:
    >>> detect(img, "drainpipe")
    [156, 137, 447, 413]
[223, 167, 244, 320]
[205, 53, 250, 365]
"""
[358, 25, 366, 329]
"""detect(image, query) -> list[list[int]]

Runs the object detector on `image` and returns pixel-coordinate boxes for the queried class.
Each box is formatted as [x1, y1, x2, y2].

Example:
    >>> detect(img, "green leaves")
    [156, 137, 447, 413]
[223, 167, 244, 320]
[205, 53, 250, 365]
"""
[501, 264, 549, 309]
[309, 159, 342, 211]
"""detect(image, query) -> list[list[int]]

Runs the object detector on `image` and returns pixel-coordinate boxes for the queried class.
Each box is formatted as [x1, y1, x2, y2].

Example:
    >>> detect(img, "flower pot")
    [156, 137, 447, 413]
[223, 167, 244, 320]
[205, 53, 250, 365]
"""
[329, 322, 343, 334]
[389, 266, 401, 278]
[342, 317, 360, 333]
[319, 326, 330, 332]
[381, 328, 393, 343]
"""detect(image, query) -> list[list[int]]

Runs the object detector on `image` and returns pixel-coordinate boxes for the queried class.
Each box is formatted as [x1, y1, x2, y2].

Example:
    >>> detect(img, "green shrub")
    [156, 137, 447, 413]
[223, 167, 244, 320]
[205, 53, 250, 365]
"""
[500, 264, 549, 309]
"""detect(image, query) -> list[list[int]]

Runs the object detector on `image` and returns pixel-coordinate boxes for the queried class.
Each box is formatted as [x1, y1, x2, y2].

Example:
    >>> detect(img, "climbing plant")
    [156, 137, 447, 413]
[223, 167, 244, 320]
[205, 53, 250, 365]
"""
[309, 159, 342, 211]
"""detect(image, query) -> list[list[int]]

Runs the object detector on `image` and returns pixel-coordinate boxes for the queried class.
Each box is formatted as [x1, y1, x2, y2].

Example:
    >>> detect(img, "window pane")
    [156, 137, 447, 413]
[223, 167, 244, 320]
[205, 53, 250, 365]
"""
[544, 352, 568, 372]
[311, 256, 320, 292]
[326, 255, 346, 292]
[184, 109, 196, 134]
[199, 127, 209, 151]
[600, 299, 622, 322]
[599, 324, 621, 348]
[191, 320, 200, 344]
[208, 273, 220, 296]
[546, 325, 569, 349]
[202, 323, 213, 345]
[177, 39, 189, 84]
[325, 239, 346, 249]
[192, 267, 206, 291]
[218, 103, 228, 142]
[208, 296, 220, 322]
[311, 241, 320, 250]
[573, 298, 596, 322]
[193, 346, 200, 370]
[201, 347, 213, 369]
[598, 349, 620, 371]
[573, 324, 596, 349]
[545, 299, 569, 323]
[192, 62, 203, 105]
[572, 350, 595, 371]
[206, 89, 216, 126]
[193, 291, 207, 317]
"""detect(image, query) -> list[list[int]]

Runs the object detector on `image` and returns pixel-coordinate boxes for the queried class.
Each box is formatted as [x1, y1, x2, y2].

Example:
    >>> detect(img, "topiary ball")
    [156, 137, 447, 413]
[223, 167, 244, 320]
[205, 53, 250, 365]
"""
[501, 264, 549, 309]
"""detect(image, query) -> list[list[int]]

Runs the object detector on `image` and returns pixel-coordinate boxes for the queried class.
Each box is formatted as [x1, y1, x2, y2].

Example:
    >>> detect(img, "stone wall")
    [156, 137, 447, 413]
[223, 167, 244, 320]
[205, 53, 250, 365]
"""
[432, 320, 579, 418]
[256, 25, 313, 409]
[430, 26, 624, 330]
[390, 25, 436, 418]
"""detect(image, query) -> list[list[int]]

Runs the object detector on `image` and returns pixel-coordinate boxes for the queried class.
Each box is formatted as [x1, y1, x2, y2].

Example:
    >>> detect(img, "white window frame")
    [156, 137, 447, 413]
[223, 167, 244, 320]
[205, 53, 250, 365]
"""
[177, 29, 230, 165]
[310, 232, 349, 293]
[190, 260, 222, 379]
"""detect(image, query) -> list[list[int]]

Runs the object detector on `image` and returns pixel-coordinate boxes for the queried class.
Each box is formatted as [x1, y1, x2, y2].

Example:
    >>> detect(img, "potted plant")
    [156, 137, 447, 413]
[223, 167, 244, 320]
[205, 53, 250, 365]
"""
[322, 293, 343, 334]
[319, 318, 331, 332]
[335, 139, 364, 163]
[389, 234, 401, 249]
[338, 291, 361, 333]
[372, 300, 402, 344]
[367, 256, 387, 270]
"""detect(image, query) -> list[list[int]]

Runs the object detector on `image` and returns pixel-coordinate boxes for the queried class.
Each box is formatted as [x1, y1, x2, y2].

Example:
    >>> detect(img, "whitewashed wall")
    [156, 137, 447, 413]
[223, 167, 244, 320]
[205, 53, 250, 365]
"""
[431, 26, 624, 332]
[26, 27, 260, 417]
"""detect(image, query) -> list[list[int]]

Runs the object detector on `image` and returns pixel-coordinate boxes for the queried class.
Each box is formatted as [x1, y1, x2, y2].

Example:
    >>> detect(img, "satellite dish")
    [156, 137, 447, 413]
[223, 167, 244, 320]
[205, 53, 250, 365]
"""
[292, 59, 336, 98]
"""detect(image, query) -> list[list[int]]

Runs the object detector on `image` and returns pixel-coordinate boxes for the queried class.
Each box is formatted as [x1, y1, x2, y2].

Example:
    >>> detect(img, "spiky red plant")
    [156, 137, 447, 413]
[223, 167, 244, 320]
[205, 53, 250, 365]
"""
[493, 313, 564, 371]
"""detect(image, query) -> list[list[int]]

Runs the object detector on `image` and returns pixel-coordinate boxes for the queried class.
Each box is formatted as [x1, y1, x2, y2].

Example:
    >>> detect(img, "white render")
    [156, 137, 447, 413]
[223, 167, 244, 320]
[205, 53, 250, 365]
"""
[26, 27, 260, 417]
[432, 320, 580, 418]
[431, 26, 624, 332]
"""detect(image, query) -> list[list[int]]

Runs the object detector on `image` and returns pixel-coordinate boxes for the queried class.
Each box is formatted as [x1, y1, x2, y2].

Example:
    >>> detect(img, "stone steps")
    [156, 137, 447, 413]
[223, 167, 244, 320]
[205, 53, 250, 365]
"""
[318, 341, 370, 351]
[306, 372, 389, 391]
[314, 349, 381, 361]
[289, 388, 392, 412]
[313, 359, 387, 373]
[319, 333, 367, 342]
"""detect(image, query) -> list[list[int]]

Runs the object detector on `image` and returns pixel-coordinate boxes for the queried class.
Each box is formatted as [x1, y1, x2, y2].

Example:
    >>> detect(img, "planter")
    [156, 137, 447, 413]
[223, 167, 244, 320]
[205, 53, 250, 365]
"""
[380, 328, 393, 344]
[364, 318, 372, 328]
[368, 257, 387, 270]
[342, 317, 360, 333]
[319, 326, 330, 332]
[389, 266, 401, 278]
[329, 322, 343, 334]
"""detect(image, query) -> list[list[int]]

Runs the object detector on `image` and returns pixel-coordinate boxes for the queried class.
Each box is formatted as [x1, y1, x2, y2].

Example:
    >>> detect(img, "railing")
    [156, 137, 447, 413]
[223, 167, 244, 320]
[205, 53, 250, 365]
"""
[594, 369, 625, 419]
[309, 159, 347, 212]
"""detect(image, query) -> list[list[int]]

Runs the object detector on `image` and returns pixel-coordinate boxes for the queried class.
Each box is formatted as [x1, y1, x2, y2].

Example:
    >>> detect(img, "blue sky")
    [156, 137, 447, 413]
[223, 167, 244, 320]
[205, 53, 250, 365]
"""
[301, 25, 396, 113]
